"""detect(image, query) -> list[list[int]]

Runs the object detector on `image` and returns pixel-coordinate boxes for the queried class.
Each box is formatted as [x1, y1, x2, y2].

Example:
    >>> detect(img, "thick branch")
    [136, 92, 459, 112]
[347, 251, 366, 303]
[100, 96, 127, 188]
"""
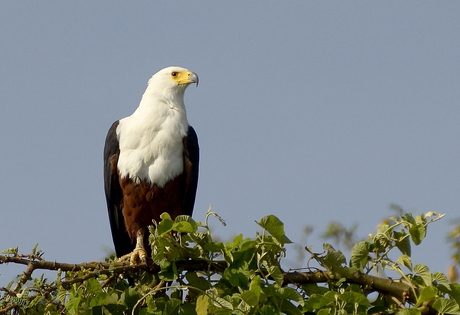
[0, 254, 417, 304]
[285, 269, 415, 302]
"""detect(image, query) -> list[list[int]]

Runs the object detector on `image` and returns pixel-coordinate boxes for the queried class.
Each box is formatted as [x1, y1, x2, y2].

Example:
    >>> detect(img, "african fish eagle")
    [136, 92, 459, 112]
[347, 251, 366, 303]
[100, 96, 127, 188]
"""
[103, 66, 199, 262]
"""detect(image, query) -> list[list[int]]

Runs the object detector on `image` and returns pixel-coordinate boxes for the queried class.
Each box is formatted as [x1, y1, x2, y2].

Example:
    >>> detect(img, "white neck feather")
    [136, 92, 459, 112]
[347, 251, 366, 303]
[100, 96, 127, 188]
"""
[116, 86, 190, 187]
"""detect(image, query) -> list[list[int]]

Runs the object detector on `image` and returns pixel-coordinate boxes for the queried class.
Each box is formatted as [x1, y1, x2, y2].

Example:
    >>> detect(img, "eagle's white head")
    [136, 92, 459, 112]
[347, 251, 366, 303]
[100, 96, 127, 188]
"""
[143, 66, 198, 103]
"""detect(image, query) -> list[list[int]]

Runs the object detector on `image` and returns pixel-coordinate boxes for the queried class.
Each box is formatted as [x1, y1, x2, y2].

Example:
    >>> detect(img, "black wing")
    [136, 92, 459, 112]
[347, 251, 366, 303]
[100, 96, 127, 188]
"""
[103, 121, 133, 257]
[183, 125, 199, 216]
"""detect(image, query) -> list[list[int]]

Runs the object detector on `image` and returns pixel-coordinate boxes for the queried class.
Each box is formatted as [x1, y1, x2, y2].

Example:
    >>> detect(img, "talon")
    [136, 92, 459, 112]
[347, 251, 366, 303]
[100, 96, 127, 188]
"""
[119, 247, 147, 264]
[130, 247, 148, 264]
[136, 247, 148, 263]
[119, 228, 148, 264]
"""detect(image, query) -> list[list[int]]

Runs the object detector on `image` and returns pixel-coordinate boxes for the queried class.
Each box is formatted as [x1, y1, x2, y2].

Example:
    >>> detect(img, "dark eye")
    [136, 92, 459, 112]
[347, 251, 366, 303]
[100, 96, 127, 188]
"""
[171, 71, 178, 77]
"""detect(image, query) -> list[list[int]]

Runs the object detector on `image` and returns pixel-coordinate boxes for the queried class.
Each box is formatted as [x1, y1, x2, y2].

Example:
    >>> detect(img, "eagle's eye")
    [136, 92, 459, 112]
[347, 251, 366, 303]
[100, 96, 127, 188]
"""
[171, 71, 178, 77]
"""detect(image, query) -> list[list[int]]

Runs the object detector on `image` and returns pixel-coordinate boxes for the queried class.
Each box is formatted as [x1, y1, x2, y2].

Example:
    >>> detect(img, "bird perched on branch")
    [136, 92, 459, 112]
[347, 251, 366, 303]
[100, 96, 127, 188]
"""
[103, 66, 199, 263]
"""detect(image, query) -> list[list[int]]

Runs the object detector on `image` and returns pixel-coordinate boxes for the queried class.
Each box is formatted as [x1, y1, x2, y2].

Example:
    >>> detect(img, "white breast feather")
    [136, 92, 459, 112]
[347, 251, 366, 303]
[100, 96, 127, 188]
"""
[116, 101, 189, 187]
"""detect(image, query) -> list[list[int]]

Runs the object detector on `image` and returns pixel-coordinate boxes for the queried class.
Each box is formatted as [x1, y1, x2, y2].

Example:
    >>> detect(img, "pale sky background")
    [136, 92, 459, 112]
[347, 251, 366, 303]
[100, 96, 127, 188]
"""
[1, 2, 459, 284]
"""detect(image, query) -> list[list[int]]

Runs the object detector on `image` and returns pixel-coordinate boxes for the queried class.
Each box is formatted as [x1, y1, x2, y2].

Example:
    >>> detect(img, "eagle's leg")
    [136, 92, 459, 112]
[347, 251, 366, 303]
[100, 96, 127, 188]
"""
[120, 228, 148, 264]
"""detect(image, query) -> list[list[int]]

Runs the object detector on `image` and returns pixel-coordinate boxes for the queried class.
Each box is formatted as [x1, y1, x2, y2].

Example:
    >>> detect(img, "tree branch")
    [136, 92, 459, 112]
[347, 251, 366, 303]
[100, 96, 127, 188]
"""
[284, 269, 415, 302]
[0, 253, 416, 304]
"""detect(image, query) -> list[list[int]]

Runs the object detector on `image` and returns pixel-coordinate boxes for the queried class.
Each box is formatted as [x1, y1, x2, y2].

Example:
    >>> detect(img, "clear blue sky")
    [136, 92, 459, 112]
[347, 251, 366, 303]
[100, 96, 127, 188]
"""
[1, 2, 459, 283]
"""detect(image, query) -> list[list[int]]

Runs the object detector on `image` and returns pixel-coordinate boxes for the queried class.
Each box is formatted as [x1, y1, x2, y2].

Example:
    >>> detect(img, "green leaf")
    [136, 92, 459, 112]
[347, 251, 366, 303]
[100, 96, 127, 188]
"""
[186, 272, 211, 294]
[267, 265, 284, 286]
[403, 213, 416, 225]
[304, 293, 336, 310]
[180, 303, 197, 315]
[241, 290, 259, 307]
[150, 237, 171, 262]
[1, 247, 18, 254]
[278, 287, 305, 307]
[414, 264, 432, 286]
[409, 224, 426, 245]
[373, 233, 390, 252]
[85, 278, 103, 295]
[105, 304, 128, 315]
[415, 214, 426, 225]
[158, 260, 178, 281]
[449, 283, 460, 305]
[260, 305, 278, 315]
[89, 292, 109, 308]
[280, 300, 303, 315]
[395, 233, 411, 256]
[416, 286, 438, 306]
[164, 298, 182, 314]
[210, 296, 234, 310]
[224, 267, 249, 287]
[105, 293, 120, 305]
[350, 241, 370, 270]
[322, 243, 346, 271]
[160, 212, 172, 220]
[172, 215, 198, 233]
[65, 297, 81, 315]
[397, 255, 413, 271]
[433, 272, 451, 291]
[28, 295, 44, 309]
[257, 215, 293, 244]
[205, 287, 234, 311]
[120, 287, 142, 309]
[236, 293, 252, 314]
[396, 309, 422, 315]
[231, 234, 243, 248]
[302, 283, 329, 296]
[432, 297, 460, 315]
[204, 241, 225, 253]
[157, 216, 174, 235]
[248, 275, 261, 303]
[377, 224, 390, 234]
[317, 309, 333, 315]
[338, 292, 371, 307]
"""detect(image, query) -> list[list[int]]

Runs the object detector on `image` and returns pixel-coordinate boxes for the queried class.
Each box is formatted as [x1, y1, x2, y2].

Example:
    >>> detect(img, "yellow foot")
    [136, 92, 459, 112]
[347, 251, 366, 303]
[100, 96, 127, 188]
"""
[120, 247, 148, 265]
[120, 228, 148, 264]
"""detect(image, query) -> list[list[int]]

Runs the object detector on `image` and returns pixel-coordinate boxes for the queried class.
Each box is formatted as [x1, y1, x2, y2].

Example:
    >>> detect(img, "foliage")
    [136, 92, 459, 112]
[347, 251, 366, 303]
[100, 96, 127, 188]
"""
[447, 218, 460, 283]
[0, 210, 459, 315]
[321, 221, 359, 252]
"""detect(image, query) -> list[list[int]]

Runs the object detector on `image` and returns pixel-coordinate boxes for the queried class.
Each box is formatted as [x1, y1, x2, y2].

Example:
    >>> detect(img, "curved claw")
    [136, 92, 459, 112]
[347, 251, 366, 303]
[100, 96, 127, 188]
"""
[119, 228, 148, 264]
[130, 248, 148, 264]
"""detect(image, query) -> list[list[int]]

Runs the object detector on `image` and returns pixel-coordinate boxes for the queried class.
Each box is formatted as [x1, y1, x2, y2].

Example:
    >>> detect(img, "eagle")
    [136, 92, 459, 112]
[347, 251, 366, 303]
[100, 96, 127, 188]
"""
[103, 66, 199, 262]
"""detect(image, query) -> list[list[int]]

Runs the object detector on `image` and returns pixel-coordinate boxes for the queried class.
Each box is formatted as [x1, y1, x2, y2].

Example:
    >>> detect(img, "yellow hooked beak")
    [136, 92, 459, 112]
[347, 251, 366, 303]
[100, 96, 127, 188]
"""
[171, 71, 199, 86]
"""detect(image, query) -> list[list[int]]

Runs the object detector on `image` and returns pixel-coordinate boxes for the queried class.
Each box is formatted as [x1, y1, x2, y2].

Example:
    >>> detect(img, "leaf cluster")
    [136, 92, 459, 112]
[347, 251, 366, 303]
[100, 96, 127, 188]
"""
[0, 211, 459, 315]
